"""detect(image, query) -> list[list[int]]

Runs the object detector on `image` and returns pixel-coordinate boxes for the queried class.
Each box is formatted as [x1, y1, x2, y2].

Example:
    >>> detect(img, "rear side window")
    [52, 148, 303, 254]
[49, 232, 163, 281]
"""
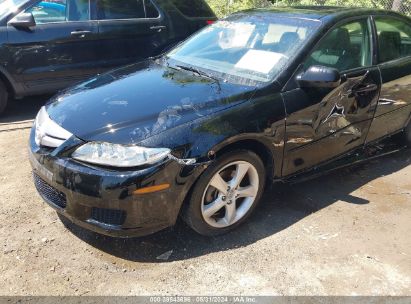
[171, 0, 214, 18]
[145, 0, 159, 18]
[95, 0, 159, 19]
[375, 17, 411, 63]
[96, 0, 145, 19]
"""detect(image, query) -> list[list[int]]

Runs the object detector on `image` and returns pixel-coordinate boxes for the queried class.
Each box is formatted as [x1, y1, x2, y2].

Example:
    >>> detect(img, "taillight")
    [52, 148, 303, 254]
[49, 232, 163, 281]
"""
[206, 20, 215, 25]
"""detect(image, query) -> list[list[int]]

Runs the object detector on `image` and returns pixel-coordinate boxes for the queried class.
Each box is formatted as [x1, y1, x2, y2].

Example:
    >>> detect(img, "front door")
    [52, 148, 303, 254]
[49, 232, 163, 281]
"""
[6, 0, 99, 95]
[282, 18, 381, 176]
[93, 0, 170, 70]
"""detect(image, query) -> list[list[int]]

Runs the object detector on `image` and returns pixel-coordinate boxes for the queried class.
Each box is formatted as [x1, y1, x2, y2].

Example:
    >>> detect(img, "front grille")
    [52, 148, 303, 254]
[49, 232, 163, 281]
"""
[91, 208, 126, 226]
[33, 174, 67, 208]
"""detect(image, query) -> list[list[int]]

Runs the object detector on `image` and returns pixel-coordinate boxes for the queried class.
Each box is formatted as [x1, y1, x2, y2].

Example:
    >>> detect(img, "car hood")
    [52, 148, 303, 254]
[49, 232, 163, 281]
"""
[46, 60, 257, 145]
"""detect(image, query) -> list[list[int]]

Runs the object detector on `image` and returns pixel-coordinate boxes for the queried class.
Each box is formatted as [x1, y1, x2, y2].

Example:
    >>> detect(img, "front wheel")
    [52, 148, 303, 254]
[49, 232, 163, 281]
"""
[183, 150, 265, 236]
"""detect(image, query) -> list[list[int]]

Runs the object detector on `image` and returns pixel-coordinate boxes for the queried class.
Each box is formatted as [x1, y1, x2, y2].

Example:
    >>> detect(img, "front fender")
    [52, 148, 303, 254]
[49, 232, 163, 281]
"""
[140, 92, 287, 179]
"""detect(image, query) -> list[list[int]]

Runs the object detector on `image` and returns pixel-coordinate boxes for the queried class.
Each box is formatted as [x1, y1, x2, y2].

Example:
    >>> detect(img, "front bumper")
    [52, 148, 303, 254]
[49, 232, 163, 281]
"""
[29, 128, 204, 238]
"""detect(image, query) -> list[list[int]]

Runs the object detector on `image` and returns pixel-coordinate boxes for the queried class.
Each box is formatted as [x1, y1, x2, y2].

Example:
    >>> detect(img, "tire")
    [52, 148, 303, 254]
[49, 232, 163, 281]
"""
[183, 150, 266, 236]
[0, 81, 8, 115]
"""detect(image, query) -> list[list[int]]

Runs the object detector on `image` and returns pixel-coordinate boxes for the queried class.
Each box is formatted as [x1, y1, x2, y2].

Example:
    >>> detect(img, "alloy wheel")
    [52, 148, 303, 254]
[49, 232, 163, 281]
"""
[201, 161, 259, 228]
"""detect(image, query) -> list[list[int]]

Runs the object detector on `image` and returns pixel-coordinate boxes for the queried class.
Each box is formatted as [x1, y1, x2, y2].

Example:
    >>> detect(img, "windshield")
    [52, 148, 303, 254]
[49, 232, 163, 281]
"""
[0, 0, 27, 20]
[167, 14, 321, 83]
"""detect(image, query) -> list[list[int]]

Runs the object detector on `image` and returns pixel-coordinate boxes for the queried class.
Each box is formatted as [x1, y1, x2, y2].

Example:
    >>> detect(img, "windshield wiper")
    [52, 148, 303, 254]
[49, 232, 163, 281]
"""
[176, 65, 221, 85]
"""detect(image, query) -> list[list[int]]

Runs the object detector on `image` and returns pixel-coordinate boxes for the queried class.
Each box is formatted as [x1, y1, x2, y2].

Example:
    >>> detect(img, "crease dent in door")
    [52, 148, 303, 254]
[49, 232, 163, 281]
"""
[282, 68, 380, 176]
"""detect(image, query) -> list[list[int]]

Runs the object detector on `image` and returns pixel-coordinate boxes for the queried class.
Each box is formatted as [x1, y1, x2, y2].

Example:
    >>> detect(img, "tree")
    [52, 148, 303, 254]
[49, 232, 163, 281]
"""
[206, 0, 408, 17]
[207, 0, 272, 17]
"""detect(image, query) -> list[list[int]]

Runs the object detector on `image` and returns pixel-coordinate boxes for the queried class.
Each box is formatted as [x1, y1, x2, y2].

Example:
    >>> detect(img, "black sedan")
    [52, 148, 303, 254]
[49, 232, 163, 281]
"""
[30, 7, 411, 237]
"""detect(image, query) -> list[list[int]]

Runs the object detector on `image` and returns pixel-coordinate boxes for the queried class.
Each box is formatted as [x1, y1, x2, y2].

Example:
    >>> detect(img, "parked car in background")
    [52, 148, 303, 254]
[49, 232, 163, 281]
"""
[0, 0, 216, 114]
[30, 7, 411, 237]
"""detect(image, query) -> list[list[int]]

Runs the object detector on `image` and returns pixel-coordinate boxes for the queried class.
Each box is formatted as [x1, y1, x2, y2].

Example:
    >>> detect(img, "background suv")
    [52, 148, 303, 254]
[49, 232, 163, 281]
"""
[0, 0, 216, 114]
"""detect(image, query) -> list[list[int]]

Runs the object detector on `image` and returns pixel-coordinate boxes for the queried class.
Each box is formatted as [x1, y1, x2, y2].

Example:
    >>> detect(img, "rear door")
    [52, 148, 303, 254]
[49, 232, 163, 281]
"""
[93, 0, 169, 70]
[366, 15, 411, 143]
[282, 17, 381, 176]
[6, 0, 99, 94]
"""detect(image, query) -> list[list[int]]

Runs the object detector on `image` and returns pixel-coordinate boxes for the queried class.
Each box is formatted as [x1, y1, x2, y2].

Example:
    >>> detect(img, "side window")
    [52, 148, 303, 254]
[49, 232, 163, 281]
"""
[304, 20, 372, 72]
[96, 0, 145, 20]
[145, 0, 160, 18]
[375, 17, 411, 63]
[27, 0, 90, 24]
[27, 0, 67, 23]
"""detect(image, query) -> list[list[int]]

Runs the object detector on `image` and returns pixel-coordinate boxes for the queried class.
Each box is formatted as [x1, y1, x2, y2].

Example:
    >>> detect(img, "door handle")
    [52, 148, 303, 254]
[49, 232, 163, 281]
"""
[70, 30, 92, 37]
[150, 25, 167, 32]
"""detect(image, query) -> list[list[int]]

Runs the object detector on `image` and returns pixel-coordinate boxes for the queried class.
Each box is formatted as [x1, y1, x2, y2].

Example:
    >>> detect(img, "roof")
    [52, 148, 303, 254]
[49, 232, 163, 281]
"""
[233, 6, 409, 24]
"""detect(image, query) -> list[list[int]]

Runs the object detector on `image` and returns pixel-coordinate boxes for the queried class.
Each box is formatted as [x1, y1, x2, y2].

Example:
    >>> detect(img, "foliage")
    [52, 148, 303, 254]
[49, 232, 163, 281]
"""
[206, 0, 272, 17]
[206, 0, 411, 17]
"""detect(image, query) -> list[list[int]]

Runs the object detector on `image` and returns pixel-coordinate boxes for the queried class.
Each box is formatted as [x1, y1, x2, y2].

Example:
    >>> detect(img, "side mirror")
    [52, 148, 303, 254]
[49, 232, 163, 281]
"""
[297, 65, 341, 89]
[8, 12, 36, 29]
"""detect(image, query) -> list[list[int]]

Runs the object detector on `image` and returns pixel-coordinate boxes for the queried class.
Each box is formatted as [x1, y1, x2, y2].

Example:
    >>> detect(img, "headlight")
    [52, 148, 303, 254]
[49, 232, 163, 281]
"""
[72, 142, 171, 167]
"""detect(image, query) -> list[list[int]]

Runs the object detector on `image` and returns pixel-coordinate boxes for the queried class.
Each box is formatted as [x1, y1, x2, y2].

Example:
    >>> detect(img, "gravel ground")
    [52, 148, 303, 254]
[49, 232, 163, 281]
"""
[0, 98, 410, 296]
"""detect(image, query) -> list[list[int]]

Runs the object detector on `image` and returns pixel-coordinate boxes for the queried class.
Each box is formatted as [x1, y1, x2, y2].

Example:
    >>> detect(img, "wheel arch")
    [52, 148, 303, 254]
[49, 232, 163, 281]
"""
[211, 138, 276, 183]
[178, 137, 278, 219]
[0, 67, 16, 97]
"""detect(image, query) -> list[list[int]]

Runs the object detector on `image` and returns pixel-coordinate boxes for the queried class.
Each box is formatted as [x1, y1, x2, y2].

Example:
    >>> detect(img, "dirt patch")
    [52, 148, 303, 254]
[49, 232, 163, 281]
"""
[0, 99, 410, 295]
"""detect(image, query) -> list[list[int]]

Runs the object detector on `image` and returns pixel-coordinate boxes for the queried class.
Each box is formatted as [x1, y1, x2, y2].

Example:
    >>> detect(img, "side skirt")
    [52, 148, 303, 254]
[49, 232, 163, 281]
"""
[275, 133, 407, 185]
